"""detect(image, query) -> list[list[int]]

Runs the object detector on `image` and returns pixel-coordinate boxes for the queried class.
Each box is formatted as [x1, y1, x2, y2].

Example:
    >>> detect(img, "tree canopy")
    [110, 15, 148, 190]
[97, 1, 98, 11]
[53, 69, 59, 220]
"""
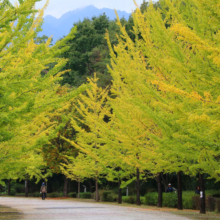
[0, 0, 86, 182]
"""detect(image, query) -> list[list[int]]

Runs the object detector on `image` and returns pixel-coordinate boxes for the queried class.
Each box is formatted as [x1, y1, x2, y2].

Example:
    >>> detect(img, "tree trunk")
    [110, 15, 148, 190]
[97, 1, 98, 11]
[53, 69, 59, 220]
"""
[45, 180, 48, 192]
[157, 173, 163, 207]
[8, 179, 11, 196]
[25, 176, 28, 197]
[177, 171, 183, 210]
[63, 176, 68, 197]
[199, 174, 206, 214]
[118, 178, 122, 204]
[166, 173, 169, 189]
[89, 180, 92, 192]
[68, 179, 71, 193]
[95, 179, 99, 202]
[78, 181, 80, 198]
[136, 168, 141, 206]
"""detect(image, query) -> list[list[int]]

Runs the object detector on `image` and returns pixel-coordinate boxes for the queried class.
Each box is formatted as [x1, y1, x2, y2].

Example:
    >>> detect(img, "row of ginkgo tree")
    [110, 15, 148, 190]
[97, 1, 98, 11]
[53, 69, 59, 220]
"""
[59, 0, 220, 214]
[0, 0, 88, 187]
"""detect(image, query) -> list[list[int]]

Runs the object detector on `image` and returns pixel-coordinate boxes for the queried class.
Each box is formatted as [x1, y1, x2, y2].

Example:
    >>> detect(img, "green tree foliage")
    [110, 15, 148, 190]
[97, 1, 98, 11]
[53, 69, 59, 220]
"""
[34, 35, 53, 45]
[60, 14, 123, 88]
[0, 0, 86, 181]
[42, 120, 78, 174]
[60, 75, 110, 200]
[104, 0, 220, 182]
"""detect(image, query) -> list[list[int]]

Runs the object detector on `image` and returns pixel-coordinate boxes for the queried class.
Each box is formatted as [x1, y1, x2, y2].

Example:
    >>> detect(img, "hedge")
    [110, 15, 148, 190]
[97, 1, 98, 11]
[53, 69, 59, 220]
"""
[80, 192, 92, 199]
[101, 191, 113, 202]
[144, 191, 220, 211]
[68, 192, 77, 198]
[47, 192, 63, 198]
[122, 196, 145, 204]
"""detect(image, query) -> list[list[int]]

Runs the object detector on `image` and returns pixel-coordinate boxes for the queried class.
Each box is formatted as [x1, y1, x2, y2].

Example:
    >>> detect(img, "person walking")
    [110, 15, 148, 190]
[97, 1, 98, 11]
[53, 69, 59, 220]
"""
[40, 182, 47, 200]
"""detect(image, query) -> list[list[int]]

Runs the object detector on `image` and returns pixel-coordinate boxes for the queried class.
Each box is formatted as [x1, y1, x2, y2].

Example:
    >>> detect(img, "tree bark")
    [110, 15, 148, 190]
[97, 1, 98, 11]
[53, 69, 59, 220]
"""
[8, 179, 11, 196]
[166, 173, 169, 188]
[177, 171, 183, 210]
[136, 168, 141, 206]
[68, 179, 71, 193]
[199, 174, 206, 214]
[118, 178, 122, 204]
[95, 179, 99, 202]
[78, 181, 80, 198]
[63, 176, 68, 197]
[157, 173, 163, 207]
[25, 176, 28, 197]
[89, 180, 92, 192]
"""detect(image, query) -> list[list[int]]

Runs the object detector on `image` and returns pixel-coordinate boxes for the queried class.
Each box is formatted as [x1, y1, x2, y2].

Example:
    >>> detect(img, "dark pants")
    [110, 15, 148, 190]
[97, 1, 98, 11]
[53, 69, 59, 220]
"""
[42, 193, 46, 200]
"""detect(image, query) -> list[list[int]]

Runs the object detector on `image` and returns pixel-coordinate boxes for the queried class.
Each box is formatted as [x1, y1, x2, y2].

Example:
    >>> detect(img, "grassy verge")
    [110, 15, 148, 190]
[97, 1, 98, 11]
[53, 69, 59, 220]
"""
[61, 198, 220, 220]
[2, 196, 220, 219]
[0, 205, 22, 219]
[169, 210, 220, 220]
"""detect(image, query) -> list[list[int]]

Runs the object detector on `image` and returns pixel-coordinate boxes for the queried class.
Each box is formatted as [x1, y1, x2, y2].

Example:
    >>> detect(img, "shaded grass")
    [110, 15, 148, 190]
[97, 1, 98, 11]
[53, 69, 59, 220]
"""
[0, 205, 22, 219]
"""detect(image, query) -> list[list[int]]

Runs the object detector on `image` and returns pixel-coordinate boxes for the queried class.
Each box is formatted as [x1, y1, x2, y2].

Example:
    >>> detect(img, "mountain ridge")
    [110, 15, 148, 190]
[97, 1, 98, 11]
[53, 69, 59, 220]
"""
[39, 5, 130, 43]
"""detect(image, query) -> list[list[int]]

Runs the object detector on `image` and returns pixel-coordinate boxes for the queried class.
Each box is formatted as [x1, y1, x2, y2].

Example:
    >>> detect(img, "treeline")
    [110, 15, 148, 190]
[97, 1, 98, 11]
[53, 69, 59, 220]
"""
[55, 0, 220, 214]
[1, 0, 220, 215]
[59, 0, 161, 88]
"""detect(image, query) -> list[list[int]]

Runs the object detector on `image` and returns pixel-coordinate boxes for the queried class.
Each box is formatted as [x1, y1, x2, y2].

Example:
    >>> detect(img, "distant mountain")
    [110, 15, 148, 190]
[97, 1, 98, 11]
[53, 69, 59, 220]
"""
[39, 5, 130, 43]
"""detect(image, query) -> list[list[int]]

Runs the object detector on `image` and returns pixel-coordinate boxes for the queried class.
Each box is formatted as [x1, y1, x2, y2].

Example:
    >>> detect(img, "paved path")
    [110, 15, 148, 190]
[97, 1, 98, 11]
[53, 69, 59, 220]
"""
[0, 197, 189, 220]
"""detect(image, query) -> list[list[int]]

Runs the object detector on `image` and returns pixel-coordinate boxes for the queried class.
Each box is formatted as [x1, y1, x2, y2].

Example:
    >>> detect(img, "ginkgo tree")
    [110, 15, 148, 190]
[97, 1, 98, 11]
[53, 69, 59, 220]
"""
[0, 0, 86, 182]
[103, 0, 220, 213]
[60, 73, 159, 205]
[61, 153, 104, 199]
[61, 75, 109, 202]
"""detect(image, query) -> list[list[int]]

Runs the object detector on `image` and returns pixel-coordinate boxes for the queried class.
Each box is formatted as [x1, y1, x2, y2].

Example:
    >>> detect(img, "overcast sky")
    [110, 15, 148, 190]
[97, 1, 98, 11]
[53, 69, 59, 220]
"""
[10, 0, 146, 18]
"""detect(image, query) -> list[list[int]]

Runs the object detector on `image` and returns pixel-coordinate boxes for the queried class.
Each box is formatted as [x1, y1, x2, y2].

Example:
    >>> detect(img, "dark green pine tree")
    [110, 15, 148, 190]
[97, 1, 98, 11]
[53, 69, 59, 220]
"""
[61, 14, 119, 88]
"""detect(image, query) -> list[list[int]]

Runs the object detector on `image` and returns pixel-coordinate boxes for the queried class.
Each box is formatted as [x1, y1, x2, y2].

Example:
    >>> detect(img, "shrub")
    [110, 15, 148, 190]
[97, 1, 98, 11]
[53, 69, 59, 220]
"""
[207, 196, 216, 212]
[106, 193, 118, 202]
[13, 183, 25, 193]
[28, 192, 40, 197]
[216, 198, 220, 213]
[91, 191, 100, 200]
[144, 192, 158, 206]
[144, 191, 220, 210]
[206, 190, 220, 197]
[122, 196, 135, 204]
[140, 197, 145, 204]
[80, 192, 92, 199]
[163, 192, 178, 208]
[9, 188, 16, 196]
[128, 196, 135, 204]
[192, 196, 200, 210]
[182, 193, 194, 209]
[47, 192, 63, 198]
[68, 192, 77, 198]
[145, 192, 193, 208]
[182, 197, 193, 209]
[15, 193, 25, 196]
[212, 193, 220, 198]
[101, 191, 113, 202]
[91, 192, 95, 199]
[122, 196, 129, 203]
[122, 196, 145, 204]
[33, 192, 40, 197]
